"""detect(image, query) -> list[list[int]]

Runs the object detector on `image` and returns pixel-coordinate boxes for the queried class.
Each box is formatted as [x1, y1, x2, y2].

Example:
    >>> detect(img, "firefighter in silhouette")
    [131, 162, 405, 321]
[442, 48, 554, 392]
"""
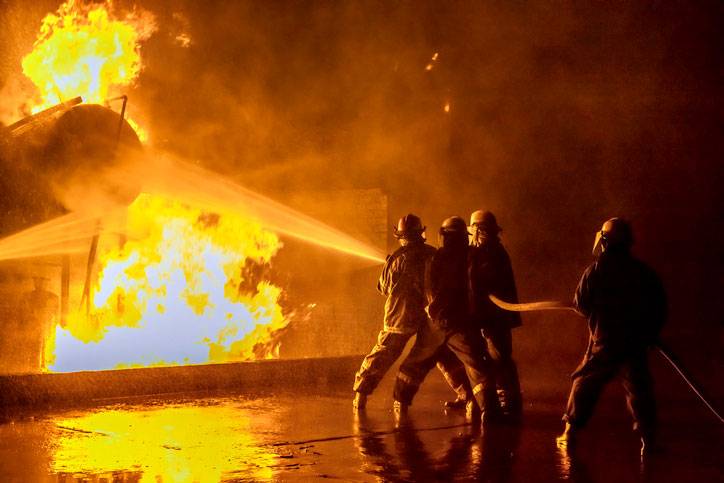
[353, 214, 470, 410]
[438, 211, 523, 419]
[353, 214, 467, 409]
[22, 276, 59, 372]
[468, 210, 522, 417]
[557, 218, 667, 454]
[392, 217, 501, 423]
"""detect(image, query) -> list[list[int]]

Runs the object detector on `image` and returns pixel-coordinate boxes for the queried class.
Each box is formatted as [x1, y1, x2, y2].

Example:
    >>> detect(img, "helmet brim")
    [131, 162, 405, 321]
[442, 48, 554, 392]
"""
[592, 231, 603, 255]
[393, 227, 426, 239]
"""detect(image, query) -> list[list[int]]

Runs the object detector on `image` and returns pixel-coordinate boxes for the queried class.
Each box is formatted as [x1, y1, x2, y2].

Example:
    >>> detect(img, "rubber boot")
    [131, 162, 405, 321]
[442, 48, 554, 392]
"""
[393, 400, 409, 427]
[444, 396, 468, 410]
[465, 400, 481, 423]
[556, 422, 576, 449]
[353, 392, 367, 411]
[640, 429, 662, 456]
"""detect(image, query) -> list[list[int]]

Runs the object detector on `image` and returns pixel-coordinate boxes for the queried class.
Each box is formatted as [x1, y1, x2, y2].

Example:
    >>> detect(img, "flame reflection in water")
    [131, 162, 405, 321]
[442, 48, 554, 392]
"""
[50, 402, 277, 481]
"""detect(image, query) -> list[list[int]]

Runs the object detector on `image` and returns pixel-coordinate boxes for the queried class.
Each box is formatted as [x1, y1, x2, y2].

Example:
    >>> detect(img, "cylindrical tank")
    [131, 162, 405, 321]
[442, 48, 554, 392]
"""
[0, 102, 143, 374]
[0, 102, 143, 237]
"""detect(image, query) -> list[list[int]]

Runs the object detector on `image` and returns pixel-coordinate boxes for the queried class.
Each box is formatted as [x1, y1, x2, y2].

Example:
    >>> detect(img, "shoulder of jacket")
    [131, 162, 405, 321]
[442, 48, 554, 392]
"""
[387, 246, 407, 261]
[496, 242, 511, 259]
[423, 244, 437, 255]
[584, 260, 600, 277]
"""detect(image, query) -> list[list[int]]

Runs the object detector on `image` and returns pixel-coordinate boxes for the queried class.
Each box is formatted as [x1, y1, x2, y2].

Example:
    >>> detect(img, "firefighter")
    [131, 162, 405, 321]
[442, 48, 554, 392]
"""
[468, 210, 523, 417]
[557, 218, 667, 455]
[440, 211, 523, 419]
[353, 214, 468, 410]
[392, 217, 500, 423]
[21, 276, 59, 372]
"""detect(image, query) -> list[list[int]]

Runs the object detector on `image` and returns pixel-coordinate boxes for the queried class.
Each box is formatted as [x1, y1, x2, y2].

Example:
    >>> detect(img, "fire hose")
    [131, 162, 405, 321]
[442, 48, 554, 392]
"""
[489, 294, 724, 424]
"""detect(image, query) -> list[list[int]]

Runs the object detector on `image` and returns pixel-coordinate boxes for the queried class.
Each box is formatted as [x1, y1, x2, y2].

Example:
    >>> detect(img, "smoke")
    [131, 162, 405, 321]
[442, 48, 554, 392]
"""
[1, 1, 721, 382]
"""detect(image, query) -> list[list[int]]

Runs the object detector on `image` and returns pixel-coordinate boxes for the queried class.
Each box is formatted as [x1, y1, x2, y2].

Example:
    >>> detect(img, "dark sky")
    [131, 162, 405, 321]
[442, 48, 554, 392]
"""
[1, 0, 722, 382]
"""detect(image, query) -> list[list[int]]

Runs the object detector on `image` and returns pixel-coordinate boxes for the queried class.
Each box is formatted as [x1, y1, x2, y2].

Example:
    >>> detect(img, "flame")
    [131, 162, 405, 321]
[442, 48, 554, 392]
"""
[21, 0, 155, 136]
[49, 194, 288, 372]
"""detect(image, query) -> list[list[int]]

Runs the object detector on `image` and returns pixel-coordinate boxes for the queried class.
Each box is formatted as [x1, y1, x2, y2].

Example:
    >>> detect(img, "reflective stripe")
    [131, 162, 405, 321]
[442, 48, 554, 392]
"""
[383, 325, 417, 335]
[472, 383, 484, 395]
[397, 372, 415, 385]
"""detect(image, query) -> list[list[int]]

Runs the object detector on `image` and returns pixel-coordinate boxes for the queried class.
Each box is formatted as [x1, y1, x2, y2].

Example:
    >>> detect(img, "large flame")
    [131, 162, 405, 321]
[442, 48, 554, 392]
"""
[21, 0, 155, 140]
[49, 194, 288, 372]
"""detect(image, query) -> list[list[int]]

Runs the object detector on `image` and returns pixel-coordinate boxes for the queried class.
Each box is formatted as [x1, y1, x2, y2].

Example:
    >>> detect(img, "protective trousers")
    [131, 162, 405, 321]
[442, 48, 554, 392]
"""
[563, 342, 656, 437]
[436, 347, 472, 402]
[354, 329, 471, 396]
[483, 325, 522, 414]
[393, 323, 500, 418]
[354, 330, 413, 395]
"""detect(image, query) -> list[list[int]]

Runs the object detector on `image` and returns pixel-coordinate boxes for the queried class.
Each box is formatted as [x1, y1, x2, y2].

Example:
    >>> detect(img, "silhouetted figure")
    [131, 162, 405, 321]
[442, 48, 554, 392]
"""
[353, 214, 468, 410]
[443, 210, 523, 418]
[392, 217, 501, 423]
[557, 218, 667, 455]
[21, 276, 59, 372]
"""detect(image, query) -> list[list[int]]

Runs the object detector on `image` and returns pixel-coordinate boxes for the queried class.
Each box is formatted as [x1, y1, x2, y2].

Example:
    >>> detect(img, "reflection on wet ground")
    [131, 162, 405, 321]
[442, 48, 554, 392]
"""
[0, 370, 721, 482]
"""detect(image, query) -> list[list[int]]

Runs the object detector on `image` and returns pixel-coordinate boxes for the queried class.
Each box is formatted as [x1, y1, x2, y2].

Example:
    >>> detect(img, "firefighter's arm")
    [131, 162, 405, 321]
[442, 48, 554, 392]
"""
[378, 255, 403, 296]
[573, 265, 595, 317]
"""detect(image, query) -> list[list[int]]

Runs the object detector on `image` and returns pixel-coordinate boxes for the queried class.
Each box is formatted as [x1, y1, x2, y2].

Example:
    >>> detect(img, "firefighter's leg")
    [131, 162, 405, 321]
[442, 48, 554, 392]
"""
[484, 326, 522, 416]
[393, 325, 446, 406]
[436, 346, 472, 407]
[562, 350, 618, 429]
[354, 330, 413, 396]
[446, 328, 501, 423]
[620, 352, 657, 450]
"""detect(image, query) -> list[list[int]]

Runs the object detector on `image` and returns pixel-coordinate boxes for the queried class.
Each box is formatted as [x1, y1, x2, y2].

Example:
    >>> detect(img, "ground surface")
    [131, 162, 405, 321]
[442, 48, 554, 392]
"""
[0, 358, 721, 482]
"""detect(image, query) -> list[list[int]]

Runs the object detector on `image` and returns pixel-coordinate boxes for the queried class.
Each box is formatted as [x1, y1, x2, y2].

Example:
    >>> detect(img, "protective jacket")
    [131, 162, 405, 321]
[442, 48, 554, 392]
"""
[468, 239, 521, 330]
[426, 245, 469, 329]
[574, 249, 667, 351]
[378, 241, 437, 334]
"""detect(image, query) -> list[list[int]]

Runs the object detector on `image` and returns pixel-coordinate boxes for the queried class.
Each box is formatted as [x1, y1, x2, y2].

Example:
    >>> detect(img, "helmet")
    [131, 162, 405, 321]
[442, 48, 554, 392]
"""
[393, 213, 426, 239]
[468, 210, 501, 235]
[441, 216, 468, 234]
[592, 217, 633, 255]
[439, 216, 468, 248]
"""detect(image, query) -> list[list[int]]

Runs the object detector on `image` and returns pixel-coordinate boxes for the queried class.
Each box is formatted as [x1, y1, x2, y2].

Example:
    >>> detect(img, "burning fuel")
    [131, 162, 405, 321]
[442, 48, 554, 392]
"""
[20, 0, 154, 137]
[50, 194, 287, 372]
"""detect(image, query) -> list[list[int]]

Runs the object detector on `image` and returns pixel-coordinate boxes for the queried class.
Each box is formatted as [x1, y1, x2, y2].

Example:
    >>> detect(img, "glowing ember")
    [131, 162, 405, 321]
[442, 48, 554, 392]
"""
[49, 194, 287, 372]
[21, 0, 155, 127]
[425, 51, 439, 71]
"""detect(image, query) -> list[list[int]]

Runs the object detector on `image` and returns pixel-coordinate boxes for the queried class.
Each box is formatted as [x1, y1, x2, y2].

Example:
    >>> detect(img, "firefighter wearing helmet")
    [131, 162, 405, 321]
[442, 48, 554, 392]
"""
[353, 214, 468, 410]
[464, 210, 524, 419]
[557, 218, 667, 455]
[392, 216, 501, 423]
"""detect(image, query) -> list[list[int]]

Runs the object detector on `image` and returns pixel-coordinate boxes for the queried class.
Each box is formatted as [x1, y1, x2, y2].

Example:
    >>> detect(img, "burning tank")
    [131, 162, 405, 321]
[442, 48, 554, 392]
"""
[0, 99, 142, 373]
[0, 98, 143, 235]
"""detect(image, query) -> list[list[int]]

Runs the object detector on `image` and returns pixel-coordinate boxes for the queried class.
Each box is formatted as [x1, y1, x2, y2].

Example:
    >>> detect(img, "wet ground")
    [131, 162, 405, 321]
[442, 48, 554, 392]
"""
[0, 361, 721, 482]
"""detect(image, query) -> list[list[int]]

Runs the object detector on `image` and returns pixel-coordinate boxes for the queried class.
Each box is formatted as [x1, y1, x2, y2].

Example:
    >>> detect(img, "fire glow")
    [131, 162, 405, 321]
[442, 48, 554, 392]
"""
[21, 0, 154, 138]
[5, 0, 385, 373]
[49, 195, 288, 372]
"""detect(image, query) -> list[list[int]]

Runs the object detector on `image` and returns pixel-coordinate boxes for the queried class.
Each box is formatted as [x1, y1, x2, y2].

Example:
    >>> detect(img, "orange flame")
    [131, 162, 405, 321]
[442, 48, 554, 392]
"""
[49, 194, 288, 372]
[21, 0, 155, 139]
